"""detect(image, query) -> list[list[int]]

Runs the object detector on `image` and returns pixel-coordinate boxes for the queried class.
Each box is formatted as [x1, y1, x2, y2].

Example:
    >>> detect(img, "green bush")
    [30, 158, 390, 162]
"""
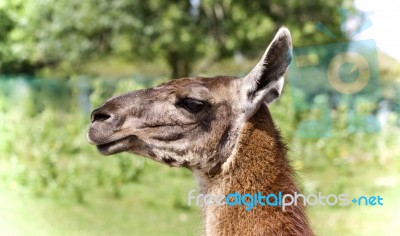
[0, 76, 160, 202]
[1, 76, 399, 204]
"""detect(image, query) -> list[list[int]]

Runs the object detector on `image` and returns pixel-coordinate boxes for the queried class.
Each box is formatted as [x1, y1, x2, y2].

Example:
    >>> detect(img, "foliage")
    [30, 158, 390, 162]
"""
[0, 76, 399, 235]
[1, 75, 398, 199]
[0, 77, 158, 202]
[0, 0, 354, 78]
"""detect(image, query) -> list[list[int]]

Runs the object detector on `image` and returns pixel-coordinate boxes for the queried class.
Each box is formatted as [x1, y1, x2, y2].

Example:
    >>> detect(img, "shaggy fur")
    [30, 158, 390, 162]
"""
[201, 104, 313, 235]
[88, 27, 314, 236]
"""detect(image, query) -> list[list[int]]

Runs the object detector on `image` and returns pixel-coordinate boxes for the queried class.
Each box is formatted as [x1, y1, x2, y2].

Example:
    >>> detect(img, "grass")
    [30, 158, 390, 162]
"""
[302, 160, 400, 235]
[1, 76, 399, 235]
[0, 160, 202, 236]
[1, 148, 399, 236]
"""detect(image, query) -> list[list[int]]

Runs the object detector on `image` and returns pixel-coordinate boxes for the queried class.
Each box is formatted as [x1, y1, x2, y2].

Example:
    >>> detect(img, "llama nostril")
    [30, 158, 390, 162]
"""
[92, 110, 112, 123]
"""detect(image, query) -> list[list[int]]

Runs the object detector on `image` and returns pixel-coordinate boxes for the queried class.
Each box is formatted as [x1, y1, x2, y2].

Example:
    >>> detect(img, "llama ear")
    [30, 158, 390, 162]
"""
[240, 27, 292, 117]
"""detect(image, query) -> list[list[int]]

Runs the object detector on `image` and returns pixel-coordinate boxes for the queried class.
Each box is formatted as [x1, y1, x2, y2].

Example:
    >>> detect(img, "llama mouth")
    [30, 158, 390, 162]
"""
[96, 135, 136, 155]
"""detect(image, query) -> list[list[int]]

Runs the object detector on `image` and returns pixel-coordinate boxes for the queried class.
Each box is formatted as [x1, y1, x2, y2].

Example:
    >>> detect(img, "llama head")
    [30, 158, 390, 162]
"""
[87, 27, 292, 175]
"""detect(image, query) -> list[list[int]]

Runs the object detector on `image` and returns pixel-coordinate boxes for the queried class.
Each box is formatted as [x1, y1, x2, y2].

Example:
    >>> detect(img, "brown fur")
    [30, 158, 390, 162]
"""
[87, 27, 314, 236]
[202, 104, 313, 235]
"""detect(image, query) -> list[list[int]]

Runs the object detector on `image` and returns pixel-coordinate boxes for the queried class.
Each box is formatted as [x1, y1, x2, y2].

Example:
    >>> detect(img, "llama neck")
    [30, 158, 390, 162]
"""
[198, 104, 313, 236]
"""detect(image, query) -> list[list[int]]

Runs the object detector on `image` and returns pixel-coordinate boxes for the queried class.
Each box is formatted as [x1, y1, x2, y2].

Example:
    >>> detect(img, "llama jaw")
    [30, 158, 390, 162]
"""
[95, 135, 136, 155]
[87, 127, 136, 155]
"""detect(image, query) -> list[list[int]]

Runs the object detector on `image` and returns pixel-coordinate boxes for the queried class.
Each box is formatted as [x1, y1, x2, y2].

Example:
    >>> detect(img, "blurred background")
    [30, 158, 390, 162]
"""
[0, 0, 399, 235]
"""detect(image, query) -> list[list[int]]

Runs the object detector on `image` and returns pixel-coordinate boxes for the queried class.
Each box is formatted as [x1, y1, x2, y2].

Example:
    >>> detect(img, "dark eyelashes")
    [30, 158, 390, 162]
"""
[177, 98, 208, 113]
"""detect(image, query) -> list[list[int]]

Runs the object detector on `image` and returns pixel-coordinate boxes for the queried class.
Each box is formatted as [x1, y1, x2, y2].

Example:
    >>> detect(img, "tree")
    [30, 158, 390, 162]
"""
[0, 0, 354, 78]
[124, 0, 354, 78]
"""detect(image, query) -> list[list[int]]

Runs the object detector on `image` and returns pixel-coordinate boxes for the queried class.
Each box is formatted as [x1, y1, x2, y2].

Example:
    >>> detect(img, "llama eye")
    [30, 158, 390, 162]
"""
[178, 98, 205, 113]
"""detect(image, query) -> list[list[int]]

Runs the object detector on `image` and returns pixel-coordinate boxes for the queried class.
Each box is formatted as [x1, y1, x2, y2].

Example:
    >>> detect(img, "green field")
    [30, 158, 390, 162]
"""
[1, 76, 399, 235]
[1, 153, 399, 236]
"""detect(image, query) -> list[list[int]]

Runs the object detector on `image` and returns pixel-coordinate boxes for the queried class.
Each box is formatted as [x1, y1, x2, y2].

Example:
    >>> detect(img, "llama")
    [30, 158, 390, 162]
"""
[88, 27, 314, 235]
